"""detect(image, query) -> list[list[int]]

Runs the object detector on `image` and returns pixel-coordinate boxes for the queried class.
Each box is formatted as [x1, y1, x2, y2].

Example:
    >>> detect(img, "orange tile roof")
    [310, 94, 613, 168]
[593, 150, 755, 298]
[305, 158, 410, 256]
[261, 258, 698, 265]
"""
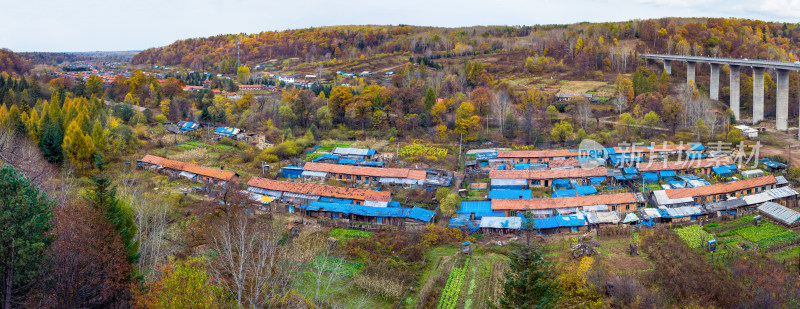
[547, 158, 581, 168]
[636, 157, 734, 172]
[614, 143, 695, 154]
[491, 193, 638, 210]
[247, 177, 392, 202]
[490, 167, 607, 180]
[140, 155, 237, 181]
[303, 162, 427, 180]
[665, 175, 777, 199]
[497, 149, 587, 158]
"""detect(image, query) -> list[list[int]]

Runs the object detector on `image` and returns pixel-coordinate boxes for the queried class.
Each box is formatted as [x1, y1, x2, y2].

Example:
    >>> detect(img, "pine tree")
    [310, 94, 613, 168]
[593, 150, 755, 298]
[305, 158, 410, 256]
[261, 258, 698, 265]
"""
[0, 165, 55, 308]
[39, 119, 64, 164]
[88, 154, 139, 264]
[499, 245, 560, 309]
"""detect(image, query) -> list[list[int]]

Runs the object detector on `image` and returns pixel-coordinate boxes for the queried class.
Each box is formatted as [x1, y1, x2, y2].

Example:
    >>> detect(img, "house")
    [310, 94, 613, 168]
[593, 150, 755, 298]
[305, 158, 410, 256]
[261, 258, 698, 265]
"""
[734, 125, 759, 138]
[757, 202, 800, 227]
[741, 186, 799, 208]
[582, 211, 620, 228]
[302, 162, 427, 186]
[489, 167, 607, 188]
[138, 155, 239, 186]
[490, 192, 643, 217]
[659, 175, 778, 205]
[214, 127, 241, 138]
[554, 93, 597, 103]
[238, 84, 264, 92]
[246, 177, 392, 212]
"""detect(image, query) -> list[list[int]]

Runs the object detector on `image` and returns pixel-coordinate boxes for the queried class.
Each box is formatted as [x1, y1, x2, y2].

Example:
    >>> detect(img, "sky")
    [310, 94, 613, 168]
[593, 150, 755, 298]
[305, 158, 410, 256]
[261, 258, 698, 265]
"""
[2, 0, 800, 52]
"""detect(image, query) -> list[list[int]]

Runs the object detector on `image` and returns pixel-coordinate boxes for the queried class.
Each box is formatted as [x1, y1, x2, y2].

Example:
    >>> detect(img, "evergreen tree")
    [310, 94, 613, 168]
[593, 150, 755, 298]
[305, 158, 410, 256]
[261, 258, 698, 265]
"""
[424, 87, 436, 110]
[88, 154, 140, 264]
[0, 165, 55, 308]
[499, 245, 560, 309]
[39, 119, 64, 164]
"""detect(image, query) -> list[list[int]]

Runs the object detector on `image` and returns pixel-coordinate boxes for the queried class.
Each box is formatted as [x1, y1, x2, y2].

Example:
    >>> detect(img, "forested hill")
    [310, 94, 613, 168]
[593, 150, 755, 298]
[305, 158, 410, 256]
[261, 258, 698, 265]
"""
[132, 18, 800, 73]
[0, 49, 30, 75]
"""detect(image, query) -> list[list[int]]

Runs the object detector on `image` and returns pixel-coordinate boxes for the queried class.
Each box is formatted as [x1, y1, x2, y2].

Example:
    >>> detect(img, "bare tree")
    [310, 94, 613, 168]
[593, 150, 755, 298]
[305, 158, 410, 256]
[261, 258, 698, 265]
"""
[493, 90, 511, 135]
[208, 200, 295, 308]
[613, 94, 627, 114]
[576, 99, 594, 130]
[0, 129, 72, 206]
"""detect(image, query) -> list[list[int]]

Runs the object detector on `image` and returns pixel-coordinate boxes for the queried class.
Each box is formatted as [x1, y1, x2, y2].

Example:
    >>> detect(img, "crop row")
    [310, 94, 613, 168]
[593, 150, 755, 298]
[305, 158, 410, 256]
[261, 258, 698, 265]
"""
[675, 225, 714, 248]
[437, 257, 470, 309]
[399, 144, 448, 161]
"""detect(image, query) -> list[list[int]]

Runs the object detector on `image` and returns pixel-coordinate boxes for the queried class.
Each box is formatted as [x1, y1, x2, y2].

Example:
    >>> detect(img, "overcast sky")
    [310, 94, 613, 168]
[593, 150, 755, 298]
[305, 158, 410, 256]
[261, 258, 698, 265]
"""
[3, 0, 800, 52]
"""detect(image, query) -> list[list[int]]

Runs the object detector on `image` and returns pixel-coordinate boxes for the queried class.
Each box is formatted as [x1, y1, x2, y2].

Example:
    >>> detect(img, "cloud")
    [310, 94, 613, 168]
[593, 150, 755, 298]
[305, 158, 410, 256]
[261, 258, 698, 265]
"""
[759, 0, 800, 17]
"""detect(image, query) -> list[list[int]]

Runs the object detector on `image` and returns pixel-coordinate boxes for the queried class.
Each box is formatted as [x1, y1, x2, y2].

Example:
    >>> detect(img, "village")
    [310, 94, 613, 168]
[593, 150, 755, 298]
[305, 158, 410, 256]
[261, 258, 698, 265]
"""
[135, 126, 800, 252]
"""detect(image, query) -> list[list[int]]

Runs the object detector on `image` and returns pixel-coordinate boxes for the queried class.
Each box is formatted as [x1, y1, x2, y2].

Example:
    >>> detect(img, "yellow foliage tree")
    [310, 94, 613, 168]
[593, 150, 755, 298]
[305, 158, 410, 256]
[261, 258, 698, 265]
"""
[62, 120, 95, 169]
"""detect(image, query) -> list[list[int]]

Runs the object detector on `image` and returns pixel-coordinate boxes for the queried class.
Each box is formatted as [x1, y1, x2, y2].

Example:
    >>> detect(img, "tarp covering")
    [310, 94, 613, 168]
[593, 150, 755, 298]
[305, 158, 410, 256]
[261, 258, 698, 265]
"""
[480, 216, 522, 229]
[552, 179, 571, 189]
[711, 166, 733, 177]
[642, 172, 659, 183]
[622, 213, 639, 223]
[590, 176, 606, 185]
[303, 201, 435, 222]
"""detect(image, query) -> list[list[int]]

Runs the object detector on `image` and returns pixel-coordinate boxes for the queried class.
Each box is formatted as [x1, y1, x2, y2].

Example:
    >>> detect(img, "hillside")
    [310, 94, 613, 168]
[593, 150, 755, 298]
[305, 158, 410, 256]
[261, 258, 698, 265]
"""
[132, 18, 800, 74]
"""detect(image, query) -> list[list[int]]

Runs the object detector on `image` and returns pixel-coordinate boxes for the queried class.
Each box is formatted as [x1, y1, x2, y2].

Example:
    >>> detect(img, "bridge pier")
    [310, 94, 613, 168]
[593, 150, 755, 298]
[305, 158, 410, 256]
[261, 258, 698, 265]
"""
[663, 60, 671, 75]
[730, 65, 740, 121]
[753, 67, 765, 124]
[710, 63, 720, 100]
[686, 61, 696, 85]
[777, 69, 789, 131]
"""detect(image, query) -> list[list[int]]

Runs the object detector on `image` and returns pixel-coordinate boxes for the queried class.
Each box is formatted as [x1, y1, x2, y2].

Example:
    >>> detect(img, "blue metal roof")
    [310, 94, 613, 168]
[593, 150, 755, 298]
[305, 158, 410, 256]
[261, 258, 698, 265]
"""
[690, 144, 705, 151]
[318, 197, 354, 204]
[313, 154, 340, 162]
[488, 189, 532, 199]
[476, 151, 497, 159]
[659, 170, 676, 178]
[642, 172, 659, 183]
[552, 186, 596, 197]
[530, 214, 586, 229]
[458, 201, 493, 214]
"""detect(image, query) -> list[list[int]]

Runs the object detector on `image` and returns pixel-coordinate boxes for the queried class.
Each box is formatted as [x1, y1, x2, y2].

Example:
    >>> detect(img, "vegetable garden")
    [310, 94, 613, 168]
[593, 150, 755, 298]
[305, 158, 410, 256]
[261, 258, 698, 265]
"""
[675, 225, 715, 248]
[438, 257, 470, 309]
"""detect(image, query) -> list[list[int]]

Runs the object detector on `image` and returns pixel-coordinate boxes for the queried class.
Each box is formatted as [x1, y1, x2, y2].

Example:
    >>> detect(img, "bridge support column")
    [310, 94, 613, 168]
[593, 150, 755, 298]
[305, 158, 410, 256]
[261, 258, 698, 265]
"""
[663, 60, 671, 75]
[777, 69, 789, 131]
[730, 65, 740, 121]
[753, 67, 765, 124]
[686, 61, 696, 85]
[710, 63, 720, 100]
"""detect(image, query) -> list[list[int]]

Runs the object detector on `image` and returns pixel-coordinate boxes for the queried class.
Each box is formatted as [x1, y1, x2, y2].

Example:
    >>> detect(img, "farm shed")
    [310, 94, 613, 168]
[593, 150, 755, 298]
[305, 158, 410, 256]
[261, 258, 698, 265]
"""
[650, 190, 695, 208]
[583, 211, 620, 227]
[490, 178, 528, 190]
[703, 198, 746, 217]
[331, 147, 376, 160]
[658, 206, 707, 222]
[638, 208, 663, 223]
[280, 166, 304, 179]
[757, 202, 800, 227]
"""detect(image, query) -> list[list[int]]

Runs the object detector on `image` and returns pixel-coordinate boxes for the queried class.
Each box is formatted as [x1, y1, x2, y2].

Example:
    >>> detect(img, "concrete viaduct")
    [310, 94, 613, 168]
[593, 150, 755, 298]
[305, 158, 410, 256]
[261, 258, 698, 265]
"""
[642, 54, 800, 136]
